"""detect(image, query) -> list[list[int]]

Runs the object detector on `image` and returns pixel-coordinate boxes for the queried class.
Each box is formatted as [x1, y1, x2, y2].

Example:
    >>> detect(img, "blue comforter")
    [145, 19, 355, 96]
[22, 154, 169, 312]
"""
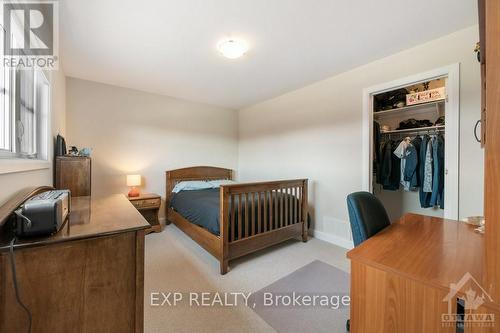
[170, 188, 304, 237]
[170, 188, 222, 235]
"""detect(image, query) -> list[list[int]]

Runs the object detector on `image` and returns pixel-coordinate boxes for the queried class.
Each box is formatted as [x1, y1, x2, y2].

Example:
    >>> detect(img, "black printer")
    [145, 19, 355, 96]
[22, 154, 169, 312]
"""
[15, 190, 70, 237]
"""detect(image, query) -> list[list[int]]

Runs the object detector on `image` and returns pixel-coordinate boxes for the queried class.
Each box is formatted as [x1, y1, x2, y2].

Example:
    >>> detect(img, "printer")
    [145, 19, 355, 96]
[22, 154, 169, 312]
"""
[15, 190, 71, 237]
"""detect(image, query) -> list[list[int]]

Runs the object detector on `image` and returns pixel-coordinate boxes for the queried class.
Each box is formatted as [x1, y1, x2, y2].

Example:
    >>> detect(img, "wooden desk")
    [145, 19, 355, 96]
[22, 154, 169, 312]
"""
[347, 213, 499, 333]
[0, 194, 150, 333]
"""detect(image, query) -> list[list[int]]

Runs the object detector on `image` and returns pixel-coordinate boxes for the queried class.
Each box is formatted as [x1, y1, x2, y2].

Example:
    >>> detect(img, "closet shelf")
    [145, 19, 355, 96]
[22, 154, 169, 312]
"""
[374, 100, 445, 118]
[381, 125, 445, 135]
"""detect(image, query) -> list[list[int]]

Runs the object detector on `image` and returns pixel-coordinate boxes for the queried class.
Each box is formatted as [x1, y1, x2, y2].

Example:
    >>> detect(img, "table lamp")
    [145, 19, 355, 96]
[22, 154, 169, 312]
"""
[127, 174, 141, 197]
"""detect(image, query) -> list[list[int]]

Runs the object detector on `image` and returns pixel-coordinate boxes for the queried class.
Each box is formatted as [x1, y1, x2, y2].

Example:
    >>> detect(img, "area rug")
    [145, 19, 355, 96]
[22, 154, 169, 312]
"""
[249, 260, 350, 333]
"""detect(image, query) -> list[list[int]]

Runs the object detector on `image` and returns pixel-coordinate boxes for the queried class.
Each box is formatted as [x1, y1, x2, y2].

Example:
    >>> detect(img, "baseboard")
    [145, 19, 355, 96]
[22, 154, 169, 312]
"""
[312, 229, 354, 250]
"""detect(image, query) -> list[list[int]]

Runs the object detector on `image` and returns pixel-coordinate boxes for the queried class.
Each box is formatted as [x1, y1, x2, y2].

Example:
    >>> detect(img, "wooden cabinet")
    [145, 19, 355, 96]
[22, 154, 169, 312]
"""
[55, 156, 91, 197]
[478, 0, 486, 147]
[484, 0, 500, 306]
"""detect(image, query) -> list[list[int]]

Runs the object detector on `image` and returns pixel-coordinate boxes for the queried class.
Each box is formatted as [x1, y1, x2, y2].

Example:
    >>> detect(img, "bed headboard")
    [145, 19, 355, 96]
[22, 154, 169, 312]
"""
[165, 166, 233, 204]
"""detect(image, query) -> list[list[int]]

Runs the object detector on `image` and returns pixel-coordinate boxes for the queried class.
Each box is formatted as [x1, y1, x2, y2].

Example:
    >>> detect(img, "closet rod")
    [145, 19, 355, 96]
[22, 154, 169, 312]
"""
[380, 125, 445, 135]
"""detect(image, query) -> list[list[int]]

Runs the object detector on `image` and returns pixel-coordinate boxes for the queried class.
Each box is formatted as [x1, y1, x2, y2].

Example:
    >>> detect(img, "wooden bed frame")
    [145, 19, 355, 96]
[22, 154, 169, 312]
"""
[166, 166, 308, 274]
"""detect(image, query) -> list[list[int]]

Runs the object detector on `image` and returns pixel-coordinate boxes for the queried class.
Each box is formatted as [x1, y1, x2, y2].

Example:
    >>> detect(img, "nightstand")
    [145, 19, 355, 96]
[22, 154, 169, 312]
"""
[128, 193, 162, 234]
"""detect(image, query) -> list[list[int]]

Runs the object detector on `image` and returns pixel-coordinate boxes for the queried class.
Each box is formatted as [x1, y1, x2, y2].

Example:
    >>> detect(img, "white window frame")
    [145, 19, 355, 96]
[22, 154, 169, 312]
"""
[0, 24, 12, 154]
[0, 15, 51, 174]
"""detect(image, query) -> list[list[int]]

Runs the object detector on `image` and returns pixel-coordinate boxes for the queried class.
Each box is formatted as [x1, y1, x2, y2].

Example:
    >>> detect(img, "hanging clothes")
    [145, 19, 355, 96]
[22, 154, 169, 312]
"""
[380, 140, 400, 191]
[374, 121, 381, 164]
[404, 136, 422, 188]
[374, 121, 382, 185]
[375, 130, 444, 210]
[388, 143, 402, 191]
[430, 135, 445, 208]
[379, 140, 391, 186]
[393, 137, 413, 191]
[423, 137, 433, 193]
[419, 135, 432, 208]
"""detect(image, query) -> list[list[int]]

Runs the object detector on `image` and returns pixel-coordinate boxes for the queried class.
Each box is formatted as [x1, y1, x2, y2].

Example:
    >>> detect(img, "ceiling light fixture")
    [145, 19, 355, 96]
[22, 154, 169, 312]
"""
[217, 39, 249, 59]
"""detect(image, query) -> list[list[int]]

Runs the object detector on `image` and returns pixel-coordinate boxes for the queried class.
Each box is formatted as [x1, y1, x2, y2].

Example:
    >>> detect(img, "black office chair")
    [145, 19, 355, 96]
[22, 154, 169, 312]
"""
[347, 191, 391, 246]
[345, 191, 391, 331]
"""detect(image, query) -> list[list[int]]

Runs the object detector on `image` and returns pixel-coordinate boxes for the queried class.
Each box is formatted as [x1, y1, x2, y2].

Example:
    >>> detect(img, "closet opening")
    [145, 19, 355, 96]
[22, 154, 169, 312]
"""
[362, 65, 460, 221]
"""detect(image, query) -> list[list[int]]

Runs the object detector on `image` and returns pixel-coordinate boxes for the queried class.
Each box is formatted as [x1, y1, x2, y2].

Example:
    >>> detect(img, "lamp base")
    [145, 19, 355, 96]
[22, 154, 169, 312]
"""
[128, 187, 140, 197]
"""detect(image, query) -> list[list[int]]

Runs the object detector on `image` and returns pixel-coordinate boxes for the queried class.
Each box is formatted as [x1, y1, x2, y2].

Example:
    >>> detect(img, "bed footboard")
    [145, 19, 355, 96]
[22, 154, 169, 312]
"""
[219, 179, 308, 274]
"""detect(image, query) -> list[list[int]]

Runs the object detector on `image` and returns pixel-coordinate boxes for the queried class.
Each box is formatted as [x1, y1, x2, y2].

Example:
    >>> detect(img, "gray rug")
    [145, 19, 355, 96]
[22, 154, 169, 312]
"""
[249, 260, 350, 333]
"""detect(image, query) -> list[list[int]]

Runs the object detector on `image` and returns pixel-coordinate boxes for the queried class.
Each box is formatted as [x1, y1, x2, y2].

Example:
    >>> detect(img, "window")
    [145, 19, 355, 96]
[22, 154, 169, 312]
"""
[0, 26, 50, 161]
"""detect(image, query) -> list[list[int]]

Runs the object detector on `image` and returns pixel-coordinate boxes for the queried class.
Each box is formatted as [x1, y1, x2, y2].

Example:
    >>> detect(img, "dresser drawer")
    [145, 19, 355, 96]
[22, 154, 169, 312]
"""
[131, 198, 160, 209]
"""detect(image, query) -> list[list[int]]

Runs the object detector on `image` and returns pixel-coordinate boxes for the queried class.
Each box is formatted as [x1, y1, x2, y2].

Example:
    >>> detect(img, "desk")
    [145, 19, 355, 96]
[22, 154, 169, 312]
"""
[347, 213, 499, 333]
[0, 194, 149, 333]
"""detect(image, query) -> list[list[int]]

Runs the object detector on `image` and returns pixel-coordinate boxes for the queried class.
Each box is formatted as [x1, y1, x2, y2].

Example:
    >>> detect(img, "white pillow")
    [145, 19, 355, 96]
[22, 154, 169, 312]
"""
[172, 180, 213, 193]
[208, 179, 237, 188]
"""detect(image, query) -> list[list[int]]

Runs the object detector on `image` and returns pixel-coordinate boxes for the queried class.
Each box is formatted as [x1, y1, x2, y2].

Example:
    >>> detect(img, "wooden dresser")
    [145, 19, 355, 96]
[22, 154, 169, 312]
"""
[0, 192, 149, 333]
[55, 156, 91, 197]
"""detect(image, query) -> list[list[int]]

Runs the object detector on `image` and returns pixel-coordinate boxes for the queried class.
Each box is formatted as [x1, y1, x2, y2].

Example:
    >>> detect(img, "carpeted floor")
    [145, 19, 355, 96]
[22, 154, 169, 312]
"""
[144, 224, 350, 333]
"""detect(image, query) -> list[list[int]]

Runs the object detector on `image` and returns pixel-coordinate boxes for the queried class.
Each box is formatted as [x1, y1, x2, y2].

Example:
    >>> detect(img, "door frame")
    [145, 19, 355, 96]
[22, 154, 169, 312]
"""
[362, 63, 460, 220]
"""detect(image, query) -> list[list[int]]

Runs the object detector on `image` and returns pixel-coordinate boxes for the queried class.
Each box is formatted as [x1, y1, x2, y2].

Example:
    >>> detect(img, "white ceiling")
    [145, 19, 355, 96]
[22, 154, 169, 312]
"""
[60, 0, 477, 109]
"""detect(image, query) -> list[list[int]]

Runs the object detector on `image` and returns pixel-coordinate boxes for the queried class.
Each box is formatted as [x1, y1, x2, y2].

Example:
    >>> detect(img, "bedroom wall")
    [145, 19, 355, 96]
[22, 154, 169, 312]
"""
[65, 78, 238, 219]
[0, 66, 67, 205]
[237, 26, 483, 248]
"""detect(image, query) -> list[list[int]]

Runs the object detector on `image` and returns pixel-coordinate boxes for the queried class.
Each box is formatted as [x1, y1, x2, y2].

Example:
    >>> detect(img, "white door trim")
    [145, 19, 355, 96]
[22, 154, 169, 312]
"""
[362, 63, 460, 220]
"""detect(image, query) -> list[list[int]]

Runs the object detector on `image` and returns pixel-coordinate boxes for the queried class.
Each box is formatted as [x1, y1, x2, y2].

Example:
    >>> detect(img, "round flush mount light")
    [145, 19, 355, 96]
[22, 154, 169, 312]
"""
[217, 39, 249, 59]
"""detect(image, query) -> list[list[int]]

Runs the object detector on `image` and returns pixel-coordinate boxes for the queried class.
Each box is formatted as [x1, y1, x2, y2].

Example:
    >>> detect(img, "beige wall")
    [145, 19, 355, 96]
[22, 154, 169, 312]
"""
[65, 78, 238, 218]
[0, 66, 67, 205]
[237, 26, 483, 247]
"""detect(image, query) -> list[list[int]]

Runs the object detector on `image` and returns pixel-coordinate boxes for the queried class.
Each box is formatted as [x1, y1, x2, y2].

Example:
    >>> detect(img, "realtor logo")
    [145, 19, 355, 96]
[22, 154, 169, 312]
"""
[1, 0, 58, 69]
[442, 272, 495, 328]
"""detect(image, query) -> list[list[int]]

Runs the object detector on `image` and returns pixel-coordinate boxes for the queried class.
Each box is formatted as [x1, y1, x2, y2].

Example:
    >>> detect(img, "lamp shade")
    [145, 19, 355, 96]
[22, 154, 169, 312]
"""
[126, 174, 141, 187]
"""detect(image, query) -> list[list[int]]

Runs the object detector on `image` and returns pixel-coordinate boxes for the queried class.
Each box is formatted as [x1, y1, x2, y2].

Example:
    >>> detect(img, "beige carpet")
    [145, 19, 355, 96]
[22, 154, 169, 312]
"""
[144, 225, 350, 333]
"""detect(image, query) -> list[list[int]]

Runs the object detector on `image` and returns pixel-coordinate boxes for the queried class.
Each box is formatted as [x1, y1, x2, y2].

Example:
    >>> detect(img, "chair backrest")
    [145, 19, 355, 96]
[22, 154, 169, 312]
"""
[347, 191, 391, 247]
